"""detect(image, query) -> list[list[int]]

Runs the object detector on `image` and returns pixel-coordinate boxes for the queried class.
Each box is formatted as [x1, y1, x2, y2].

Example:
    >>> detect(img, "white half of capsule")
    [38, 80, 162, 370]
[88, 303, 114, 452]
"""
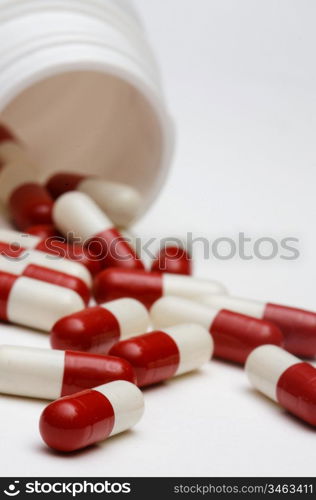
[0, 345, 65, 399]
[96, 380, 144, 436]
[7, 276, 85, 331]
[162, 275, 227, 300]
[53, 191, 114, 242]
[151, 296, 219, 331]
[0, 228, 41, 249]
[163, 323, 213, 375]
[78, 178, 142, 227]
[102, 298, 150, 339]
[0, 159, 38, 203]
[245, 345, 300, 402]
[197, 294, 266, 318]
[0, 250, 92, 286]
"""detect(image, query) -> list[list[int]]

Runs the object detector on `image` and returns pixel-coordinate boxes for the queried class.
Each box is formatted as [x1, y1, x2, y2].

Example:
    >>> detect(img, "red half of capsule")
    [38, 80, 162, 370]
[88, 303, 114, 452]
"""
[35, 239, 102, 277]
[26, 224, 62, 240]
[0, 242, 24, 258]
[46, 172, 85, 199]
[277, 362, 316, 427]
[93, 268, 163, 309]
[22, 264, 90, 305]
[51, 306, 121, 353]
[9, 183, 54, 230]
[109, 331, 180, 387]
[0, 124, 15, 146]
[39, 389, 115, 452]
[88, 228, 144, 271]
[62, 351, 136, 396]
[210, 310, 284, 364]
[263, 303, 316, 358]
[151, 246, 192, 275]
[0, 271, 17, 320]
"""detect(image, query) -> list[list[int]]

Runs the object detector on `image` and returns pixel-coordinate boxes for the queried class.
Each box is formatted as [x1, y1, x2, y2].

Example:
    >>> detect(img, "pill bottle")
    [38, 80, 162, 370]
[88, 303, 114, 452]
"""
[0, 0, 174, 219]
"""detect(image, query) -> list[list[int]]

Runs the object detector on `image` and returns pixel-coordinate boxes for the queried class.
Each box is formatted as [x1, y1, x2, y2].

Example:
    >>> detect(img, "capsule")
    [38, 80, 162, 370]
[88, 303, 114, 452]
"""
[151, 297, 284, 364]
[51, 298, 150, 353]
[151, 246, 192, 275]
[53, 192, 144, 270]
[197, 294, 316, 358]
[0, 271, 84, 331]
[0, 345, 136, 399]
[246, 345, 316, 426]
[110, 324, 213, 387]
[0, 228, 102, 276]
[93, 268, 227, 309]
[39, 380, 144, 452]
[26, 224, 62, 240]
[0, 125, 54, 229]
[46, 172, 142, 227]
[9, 183, 54, 230]
[0, 251, 91, 305]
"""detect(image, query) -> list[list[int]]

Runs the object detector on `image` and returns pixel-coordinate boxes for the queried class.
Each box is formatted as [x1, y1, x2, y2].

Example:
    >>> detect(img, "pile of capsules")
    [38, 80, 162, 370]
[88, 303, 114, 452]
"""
[0, 122, 316, 453]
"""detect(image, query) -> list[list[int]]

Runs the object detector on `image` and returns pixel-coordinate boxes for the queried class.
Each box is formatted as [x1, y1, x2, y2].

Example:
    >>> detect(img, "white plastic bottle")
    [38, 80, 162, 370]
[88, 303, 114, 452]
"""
[0, 0, 174, 223]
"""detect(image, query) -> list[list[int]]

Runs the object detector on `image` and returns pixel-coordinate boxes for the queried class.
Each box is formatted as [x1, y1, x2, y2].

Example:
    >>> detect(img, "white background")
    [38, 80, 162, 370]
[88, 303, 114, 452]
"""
[1, 0, 316, 477]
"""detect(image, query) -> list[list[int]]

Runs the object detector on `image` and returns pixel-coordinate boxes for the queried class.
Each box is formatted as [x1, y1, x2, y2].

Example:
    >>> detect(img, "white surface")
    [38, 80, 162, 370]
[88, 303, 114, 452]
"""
[97, 381, 144, 436]
[103, 298, 150, 339]
[163, 273, 227, 298]
[53, 192, 113, 241]
[151, 296, 219, 330]
[8, 277, 85, 331]
[245, 345, 300, 402]
[164, 324, 213, 376]
[0, 345, 65, 400]
[197, 294, 266, 319]
[1, 0, 316, 478]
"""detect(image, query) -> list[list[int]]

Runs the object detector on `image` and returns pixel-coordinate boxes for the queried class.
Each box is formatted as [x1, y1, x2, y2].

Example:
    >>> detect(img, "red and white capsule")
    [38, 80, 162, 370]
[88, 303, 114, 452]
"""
[40, 380, 144, 452]
[93, 268, 227, 309]
[0, 228, 102, 276]
[246, 345, 316, 427]
[198, 294, 316, 358]
[0, 271, 84, 331]
[151, 297, 284, 364]
[0, 124, 54, 230]
[53, 192, 144, 270]
[151, 246, 192, 275]
[0, 250, 91, 305]
[0, 345, 136, 399]
[46, 172, 142, 227]
[51, 298, 150, 353]
[110, 324, 213, 387]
